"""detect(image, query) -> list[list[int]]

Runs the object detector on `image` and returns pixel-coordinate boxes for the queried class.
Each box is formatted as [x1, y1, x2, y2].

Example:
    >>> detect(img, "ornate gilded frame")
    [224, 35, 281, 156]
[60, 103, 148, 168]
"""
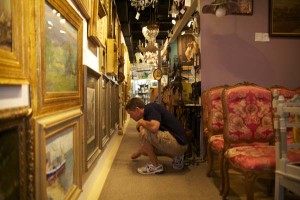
[83, 66, 101, 171]
[88, 0, 107, 47]
[0, 106, 34, 199]
[0, 0, 29, 84]
[35, 108, 82, 199]
[72, 0, 91, 20]
[35, 0, 83, 115]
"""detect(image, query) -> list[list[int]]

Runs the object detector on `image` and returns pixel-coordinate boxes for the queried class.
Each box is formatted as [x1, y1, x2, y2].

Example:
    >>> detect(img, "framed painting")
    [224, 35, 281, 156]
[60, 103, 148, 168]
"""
[270, 0, 300, 37]
[35, 108, 82, 199]
[83, 66, 101, 171]
[231, 0, 253, 15]
[36, 0, 83, 114]
[88, 0, 107, 47]
[0, 106, 34, 199]
[0, 0, 29, 84]
[72, 0, 91, 20]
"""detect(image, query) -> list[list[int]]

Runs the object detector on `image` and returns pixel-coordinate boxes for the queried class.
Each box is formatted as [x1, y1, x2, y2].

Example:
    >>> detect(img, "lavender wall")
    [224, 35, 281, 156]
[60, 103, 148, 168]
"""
[200, 0, 300, 91]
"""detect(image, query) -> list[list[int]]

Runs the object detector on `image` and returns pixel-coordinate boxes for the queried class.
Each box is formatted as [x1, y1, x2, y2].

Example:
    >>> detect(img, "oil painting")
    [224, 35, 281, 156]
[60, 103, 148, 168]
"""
[0, 0, 12, 51]
[0, 106, 34, 199]
[35, 108, 82, 199]
[0, 0, 29, 84]
[37, 0, 83, 114]
[84, 66, 101, 170]
[45, 2, 78, 92]
[270, 0, 300, 36]
[231, 0, 253, 15]
[46, 127, 74, 200]
[0, 127, 20, 199]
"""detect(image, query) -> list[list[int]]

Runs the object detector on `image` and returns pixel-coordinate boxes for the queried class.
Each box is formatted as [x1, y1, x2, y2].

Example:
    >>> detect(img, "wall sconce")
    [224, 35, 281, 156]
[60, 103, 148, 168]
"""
[202, 0, 238, 17]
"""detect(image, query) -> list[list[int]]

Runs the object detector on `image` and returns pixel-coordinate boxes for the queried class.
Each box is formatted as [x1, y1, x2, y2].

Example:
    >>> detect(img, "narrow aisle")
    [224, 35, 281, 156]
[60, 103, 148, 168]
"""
[98, 119, 221, 200]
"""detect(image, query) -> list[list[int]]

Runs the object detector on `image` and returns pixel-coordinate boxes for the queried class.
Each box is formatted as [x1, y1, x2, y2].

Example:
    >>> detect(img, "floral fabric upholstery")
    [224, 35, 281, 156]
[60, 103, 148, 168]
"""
[226, 146, 300, 170]
[208, 87, 224, 135]
[225, 146, 275, 170]
[208, 134, 224, 152]
[202, 90, 209, 137]
[223, 86, 274, 143]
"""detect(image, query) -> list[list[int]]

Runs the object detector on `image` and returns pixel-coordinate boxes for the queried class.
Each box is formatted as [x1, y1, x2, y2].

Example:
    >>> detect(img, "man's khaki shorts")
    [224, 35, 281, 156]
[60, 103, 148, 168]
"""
[143, 129, 188, 157]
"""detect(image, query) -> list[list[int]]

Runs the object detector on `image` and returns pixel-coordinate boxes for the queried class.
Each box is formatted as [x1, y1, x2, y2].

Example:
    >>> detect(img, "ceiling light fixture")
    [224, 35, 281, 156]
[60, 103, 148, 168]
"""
[169, 2, 179, 18]
[130, 0, 158, 20]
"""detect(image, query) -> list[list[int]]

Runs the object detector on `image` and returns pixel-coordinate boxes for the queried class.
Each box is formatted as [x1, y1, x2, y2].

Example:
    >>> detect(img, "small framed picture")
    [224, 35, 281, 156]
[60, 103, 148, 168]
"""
[231, 0, 253, 15]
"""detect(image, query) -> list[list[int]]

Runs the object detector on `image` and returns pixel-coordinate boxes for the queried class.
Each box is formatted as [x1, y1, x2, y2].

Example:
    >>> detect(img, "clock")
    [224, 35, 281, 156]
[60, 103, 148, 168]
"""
[153, 68, 162, 81]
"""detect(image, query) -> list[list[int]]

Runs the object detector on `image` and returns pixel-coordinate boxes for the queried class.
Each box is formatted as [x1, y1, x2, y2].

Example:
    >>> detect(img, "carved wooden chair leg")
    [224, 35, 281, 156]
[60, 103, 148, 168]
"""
[244, 172, 257, 200]
[222, 157, 230, 199]
[206, 144, 214, 177]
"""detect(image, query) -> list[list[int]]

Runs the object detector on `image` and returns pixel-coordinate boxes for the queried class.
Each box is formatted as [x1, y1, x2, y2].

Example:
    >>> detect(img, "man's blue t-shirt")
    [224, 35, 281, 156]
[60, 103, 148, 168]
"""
[143, 103, 188, 145]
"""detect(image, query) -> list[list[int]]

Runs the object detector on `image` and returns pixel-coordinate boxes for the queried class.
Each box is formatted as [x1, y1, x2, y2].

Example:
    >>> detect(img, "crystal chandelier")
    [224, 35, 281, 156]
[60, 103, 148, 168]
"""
[139, 23, 161, 53]
[130, 0, 158, 11]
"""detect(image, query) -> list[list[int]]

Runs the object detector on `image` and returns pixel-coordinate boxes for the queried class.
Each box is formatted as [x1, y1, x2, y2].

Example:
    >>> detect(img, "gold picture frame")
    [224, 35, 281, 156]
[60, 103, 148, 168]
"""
[35, 107, 83, 199]
[0, 106, 34, 199]
[88, 0, 107, 47]
[0, 0, 29, 85]
[72, 0, 91, 20]
[83, 66, 101, 171]
[35, 0, 83, 115]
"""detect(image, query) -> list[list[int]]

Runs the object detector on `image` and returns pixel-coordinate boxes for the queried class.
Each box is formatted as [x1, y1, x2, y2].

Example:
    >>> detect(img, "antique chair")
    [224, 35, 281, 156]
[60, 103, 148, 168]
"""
[221, 83, 276, 200]
[201, 89, 209, 159]
[270, 86, 297, 144]
[273, 94, 300, 199]
[206, 86, 226, 179]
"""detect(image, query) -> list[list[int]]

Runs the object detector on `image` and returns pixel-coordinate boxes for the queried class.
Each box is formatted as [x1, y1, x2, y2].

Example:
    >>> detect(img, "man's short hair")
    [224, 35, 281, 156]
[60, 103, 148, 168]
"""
[125, 97, 145, 110]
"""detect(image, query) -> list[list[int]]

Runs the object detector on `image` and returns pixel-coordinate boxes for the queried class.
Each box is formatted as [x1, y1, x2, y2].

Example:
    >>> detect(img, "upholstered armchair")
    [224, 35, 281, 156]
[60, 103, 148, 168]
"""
[221, 83, 276, 200]
[206, 86, 226, 180]
[201, 90, 209, 159]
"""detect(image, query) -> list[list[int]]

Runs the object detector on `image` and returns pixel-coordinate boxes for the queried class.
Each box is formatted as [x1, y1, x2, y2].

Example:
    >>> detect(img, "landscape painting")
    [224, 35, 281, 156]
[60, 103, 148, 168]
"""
[270, 0, 300, 36]
[0, 0, 12, 51]
[45, 2, 78, 92]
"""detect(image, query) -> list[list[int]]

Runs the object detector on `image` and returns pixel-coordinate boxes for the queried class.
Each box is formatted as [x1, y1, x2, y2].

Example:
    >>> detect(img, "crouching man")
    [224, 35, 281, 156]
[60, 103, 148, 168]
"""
[125, 97, 188, 175]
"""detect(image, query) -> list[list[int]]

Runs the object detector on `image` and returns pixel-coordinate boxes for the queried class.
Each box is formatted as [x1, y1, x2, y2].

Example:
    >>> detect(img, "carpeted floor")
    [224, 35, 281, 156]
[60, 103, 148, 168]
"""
[98, 119, 288, 200]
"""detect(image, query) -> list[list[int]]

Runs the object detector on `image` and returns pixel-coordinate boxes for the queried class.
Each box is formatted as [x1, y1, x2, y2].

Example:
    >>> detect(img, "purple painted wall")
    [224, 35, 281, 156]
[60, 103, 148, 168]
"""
[200, 0, 300, 91]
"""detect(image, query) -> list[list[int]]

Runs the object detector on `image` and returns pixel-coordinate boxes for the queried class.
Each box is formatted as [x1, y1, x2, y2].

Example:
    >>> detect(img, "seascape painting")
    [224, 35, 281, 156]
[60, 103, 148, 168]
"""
[0, 127, 20, 200]
[0, 0, 12, 51]
[45, 2, 78, 92]
[46, 127, 73, 200]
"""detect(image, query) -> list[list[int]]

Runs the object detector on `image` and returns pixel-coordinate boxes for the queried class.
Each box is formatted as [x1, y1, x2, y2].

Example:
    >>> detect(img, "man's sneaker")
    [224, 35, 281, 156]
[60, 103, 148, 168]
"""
[172, 154, 184, 170]
[137, 163, 164, 175]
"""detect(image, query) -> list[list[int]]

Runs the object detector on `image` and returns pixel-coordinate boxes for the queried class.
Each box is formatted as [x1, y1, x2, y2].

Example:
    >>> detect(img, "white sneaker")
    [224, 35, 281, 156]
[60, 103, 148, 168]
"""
[172, 154, 184, 170]
[137, 163, 164, 175]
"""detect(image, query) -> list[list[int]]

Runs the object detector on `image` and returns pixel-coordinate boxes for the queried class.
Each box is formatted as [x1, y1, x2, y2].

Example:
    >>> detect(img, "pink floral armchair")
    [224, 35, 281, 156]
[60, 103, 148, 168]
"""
[201, 90, 209, 159]
[221, 83, 276, 200]
[206, 86, 226, 182]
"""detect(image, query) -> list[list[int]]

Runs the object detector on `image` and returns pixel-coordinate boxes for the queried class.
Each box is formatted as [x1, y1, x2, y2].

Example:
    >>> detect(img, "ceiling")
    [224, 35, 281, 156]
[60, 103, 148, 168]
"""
[115, 0, 177, 63]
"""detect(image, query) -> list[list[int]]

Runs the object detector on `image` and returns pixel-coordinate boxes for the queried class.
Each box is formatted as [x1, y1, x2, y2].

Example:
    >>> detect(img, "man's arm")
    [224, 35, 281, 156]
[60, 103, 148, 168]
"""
[137, 119, 160, 133]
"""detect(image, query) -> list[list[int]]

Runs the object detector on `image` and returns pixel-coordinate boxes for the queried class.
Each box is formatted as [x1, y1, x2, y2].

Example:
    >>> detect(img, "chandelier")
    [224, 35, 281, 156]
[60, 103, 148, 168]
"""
[139, 22, 162, 53]
[130, 0, 158, 11]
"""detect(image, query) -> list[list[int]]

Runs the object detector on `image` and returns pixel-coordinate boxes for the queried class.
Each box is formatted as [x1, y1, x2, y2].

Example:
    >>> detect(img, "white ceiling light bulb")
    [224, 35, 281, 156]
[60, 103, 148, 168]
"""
[135, 11, 140, 20]
[215, 6, 226, 17]
[172, 19, 176, 25]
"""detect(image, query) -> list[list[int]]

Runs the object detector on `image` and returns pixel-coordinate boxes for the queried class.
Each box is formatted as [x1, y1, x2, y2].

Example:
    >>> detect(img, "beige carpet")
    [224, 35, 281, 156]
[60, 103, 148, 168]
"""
[98, 119, 293, 200]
